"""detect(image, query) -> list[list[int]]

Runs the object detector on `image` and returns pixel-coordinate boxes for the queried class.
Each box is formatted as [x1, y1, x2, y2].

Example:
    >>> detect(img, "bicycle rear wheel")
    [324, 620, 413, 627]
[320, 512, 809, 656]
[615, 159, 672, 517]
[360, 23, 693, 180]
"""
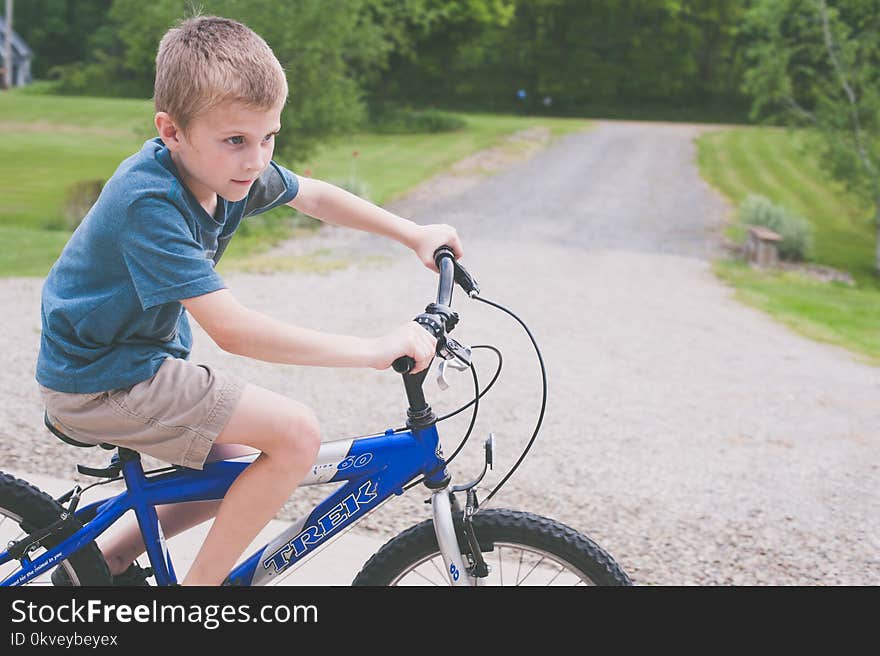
[0, 471, 111, 586]
[352, 508, 631, 586]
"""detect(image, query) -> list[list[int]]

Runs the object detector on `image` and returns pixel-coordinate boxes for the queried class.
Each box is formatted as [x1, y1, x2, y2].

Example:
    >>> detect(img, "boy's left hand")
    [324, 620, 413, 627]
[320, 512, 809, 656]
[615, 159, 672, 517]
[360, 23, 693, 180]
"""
[410, 224, 463, 273]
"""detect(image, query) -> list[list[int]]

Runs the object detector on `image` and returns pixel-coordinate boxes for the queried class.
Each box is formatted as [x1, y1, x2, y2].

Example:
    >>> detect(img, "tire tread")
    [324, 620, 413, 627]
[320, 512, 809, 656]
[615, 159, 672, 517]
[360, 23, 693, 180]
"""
[0, 470, 111, 586]
[353, 508, 631, 586]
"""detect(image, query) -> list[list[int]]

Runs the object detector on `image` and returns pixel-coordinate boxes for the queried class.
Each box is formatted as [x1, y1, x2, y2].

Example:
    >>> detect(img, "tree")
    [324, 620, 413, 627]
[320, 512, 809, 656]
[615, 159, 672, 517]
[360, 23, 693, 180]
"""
[48, 0, 424, 163]
[208, 0, 378, 163]
[374, 0, 749, 119]
[7, 0, 113, 78]
[367, 0, 515, 108]
[741, 0, 880, 273]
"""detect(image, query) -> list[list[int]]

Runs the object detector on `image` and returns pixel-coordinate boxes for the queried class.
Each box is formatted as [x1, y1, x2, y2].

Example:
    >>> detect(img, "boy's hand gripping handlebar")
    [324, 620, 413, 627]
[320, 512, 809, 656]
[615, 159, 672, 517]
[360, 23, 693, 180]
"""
[392, 246, 478, 375]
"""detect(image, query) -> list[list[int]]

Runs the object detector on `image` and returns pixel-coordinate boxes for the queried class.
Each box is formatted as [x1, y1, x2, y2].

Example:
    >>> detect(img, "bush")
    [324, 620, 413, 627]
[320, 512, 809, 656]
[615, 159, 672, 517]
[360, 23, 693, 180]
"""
[368, 105, 467, 134]
[61, 179, 104, 231]
[13, 80, 61, 95]
[738, 194, 813, 261]
[48, 58, 152, 99]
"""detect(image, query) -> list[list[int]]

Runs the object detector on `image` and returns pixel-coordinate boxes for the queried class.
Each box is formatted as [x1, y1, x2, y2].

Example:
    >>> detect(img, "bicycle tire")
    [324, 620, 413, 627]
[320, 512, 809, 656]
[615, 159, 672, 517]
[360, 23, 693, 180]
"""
[352, 508, 632, 586]
[0, 471, 111, 586]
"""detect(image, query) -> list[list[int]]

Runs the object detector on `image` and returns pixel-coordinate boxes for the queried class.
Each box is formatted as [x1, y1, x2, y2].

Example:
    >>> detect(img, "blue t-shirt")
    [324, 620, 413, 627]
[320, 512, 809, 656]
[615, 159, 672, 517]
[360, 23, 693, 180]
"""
[36, 137, 299, 393]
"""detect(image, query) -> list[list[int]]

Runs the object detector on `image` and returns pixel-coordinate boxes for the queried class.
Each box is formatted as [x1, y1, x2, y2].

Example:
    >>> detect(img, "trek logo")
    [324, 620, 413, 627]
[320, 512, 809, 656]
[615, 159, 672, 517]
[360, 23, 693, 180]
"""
[262, 480, 379, 573]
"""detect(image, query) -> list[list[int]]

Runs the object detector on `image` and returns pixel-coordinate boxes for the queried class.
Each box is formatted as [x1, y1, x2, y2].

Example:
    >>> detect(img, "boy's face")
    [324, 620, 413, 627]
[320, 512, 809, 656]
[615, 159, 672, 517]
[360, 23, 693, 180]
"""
[156, 101, 283, 206]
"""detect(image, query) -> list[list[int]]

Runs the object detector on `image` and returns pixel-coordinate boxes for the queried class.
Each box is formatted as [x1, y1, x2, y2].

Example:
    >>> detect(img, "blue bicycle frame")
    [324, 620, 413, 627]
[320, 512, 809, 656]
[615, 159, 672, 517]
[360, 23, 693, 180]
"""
[3, 247, 479, 587]
[0, 423, 450, 586]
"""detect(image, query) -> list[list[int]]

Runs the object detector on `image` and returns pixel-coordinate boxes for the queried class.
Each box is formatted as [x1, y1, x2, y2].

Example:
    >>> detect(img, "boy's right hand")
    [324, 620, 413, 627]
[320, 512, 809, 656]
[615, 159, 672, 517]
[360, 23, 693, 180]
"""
[369, 322, 437, 374]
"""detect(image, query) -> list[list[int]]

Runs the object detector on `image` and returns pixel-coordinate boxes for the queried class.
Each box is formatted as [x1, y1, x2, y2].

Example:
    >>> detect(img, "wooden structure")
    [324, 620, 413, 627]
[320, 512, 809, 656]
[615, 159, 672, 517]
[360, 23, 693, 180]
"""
[745, 225, 783, 268]
[0, 16, 31, 89]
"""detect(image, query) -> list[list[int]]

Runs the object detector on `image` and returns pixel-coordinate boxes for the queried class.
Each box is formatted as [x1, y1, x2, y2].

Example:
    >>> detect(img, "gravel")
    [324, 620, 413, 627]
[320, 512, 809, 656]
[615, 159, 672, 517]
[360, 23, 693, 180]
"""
[1, 120, 877, 585]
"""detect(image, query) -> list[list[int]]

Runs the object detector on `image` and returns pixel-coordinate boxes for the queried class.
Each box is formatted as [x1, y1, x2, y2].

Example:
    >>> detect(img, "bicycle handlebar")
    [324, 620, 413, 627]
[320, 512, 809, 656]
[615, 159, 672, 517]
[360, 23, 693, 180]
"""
[436, 247, 456, 307]
[392, 246, 469, 375]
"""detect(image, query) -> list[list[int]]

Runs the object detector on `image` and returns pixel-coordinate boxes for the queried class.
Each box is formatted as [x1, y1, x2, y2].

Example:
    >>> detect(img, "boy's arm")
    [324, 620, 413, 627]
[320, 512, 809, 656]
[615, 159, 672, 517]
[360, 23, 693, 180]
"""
[180, 288, 437, 372]
[288, 176, 462, 272]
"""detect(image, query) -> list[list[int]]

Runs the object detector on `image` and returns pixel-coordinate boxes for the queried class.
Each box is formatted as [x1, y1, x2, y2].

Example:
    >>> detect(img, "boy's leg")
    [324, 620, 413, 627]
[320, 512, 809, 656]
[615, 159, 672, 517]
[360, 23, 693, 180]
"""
[183, 383, 321, 585]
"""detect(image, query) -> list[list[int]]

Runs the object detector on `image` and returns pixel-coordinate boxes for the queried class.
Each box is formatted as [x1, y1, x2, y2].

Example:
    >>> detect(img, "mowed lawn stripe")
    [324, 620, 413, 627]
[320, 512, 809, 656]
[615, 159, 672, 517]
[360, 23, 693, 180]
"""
[698, 125, 880, 363]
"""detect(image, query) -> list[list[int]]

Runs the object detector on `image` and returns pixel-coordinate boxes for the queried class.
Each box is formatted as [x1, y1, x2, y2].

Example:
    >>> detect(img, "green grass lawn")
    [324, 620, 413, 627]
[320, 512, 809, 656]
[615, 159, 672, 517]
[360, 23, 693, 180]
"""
[0, 89, 589, 276]
[697, 126, 880, 364]
[0, 226, 73, 277]
[715, 261, 880, 366]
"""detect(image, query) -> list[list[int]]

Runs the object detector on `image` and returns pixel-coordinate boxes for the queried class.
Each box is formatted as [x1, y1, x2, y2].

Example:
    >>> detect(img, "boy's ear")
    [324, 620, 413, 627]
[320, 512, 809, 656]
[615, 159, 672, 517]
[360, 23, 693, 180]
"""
[155, 112, 184, 150]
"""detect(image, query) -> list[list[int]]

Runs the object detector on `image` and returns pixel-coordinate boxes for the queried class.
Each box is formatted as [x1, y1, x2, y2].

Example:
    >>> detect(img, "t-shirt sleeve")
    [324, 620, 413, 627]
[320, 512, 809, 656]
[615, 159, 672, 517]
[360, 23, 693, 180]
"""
[120, 197, 227, 310]
[243, 161, 299, 218]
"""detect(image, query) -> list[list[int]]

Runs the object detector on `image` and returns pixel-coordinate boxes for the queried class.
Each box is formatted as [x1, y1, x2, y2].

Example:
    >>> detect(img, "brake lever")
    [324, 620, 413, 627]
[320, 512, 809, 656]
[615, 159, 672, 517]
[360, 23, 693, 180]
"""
[436, 336, 471, 390]
[453, 261, 480, 298]
[439, 335, 471, 366]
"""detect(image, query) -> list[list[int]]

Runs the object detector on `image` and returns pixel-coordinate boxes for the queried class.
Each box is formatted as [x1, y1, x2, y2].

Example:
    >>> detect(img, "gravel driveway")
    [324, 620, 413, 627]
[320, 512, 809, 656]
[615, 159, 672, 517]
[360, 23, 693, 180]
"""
[1, 120, 877, 585]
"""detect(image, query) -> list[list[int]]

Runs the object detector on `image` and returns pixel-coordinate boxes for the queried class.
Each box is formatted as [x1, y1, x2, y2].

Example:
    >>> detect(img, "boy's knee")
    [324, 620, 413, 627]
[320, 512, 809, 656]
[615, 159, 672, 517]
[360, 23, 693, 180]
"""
[296, 407, 322, 457]
[277, 403, 321, 458]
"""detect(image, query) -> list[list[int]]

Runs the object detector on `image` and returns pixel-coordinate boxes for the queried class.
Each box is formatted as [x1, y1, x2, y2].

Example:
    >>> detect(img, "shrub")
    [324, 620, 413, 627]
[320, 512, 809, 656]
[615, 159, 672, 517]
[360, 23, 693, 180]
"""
[14, 80, 60, 95]
[738, 194, 813, 261]
[369, 105, 467, 134]
[62, 179, 104, 231]
[48, 57, 152, 99]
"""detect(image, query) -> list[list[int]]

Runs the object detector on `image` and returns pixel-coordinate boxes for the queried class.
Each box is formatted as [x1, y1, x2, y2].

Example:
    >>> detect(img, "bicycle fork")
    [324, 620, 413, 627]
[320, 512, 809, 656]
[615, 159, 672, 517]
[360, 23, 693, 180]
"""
[431, 489, 473, 586]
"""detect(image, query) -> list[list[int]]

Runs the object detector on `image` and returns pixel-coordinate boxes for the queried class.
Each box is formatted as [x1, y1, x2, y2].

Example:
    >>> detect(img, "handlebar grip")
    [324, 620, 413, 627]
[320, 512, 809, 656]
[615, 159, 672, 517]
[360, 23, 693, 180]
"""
[392, 246, 458, 376]
[433, 244, 479, 297]
[392, 356, 415, 374]
[433, 245, 456, 269]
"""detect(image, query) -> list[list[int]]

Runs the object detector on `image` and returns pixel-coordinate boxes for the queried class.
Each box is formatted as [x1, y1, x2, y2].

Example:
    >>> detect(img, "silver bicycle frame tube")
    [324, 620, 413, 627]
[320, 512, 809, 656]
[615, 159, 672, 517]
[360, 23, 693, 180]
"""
[431, 487, 471, 586]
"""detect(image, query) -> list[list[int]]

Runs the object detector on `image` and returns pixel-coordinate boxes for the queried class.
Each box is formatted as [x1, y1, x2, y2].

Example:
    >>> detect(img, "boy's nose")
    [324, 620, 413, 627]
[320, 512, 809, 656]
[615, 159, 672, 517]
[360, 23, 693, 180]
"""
[243, 149, 265, 173]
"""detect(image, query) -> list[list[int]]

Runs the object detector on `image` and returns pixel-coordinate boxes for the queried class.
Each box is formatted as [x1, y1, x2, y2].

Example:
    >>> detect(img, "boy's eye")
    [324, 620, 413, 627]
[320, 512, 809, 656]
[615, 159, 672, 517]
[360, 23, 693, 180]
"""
[225, 134, 276, 146]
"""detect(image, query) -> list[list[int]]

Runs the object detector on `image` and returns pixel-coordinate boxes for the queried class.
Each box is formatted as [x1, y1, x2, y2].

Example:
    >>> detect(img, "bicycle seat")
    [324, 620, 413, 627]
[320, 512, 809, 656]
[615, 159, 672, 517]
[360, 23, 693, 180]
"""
[44, 410, 116, 450]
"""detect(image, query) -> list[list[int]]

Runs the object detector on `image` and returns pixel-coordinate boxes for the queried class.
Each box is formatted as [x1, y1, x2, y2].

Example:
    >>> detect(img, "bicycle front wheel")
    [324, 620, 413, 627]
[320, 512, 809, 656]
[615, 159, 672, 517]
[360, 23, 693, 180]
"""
[352, 508, 632, 586]
[0, 471, 111, 586]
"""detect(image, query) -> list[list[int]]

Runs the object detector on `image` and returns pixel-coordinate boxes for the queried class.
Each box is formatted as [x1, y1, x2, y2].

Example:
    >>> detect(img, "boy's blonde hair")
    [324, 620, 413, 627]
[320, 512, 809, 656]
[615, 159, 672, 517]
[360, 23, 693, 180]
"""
[154, 15, 288, 133]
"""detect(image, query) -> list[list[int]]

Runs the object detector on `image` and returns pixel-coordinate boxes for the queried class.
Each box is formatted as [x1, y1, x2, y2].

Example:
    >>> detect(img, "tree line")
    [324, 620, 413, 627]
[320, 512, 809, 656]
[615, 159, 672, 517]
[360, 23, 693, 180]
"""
[15, 1, 752, 121]
[8, 0, 880, 269]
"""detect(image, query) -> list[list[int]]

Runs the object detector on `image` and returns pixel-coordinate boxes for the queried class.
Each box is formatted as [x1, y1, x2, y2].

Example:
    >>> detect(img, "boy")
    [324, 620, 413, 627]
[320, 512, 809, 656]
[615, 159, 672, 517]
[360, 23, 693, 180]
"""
[36, 15, 462, 586]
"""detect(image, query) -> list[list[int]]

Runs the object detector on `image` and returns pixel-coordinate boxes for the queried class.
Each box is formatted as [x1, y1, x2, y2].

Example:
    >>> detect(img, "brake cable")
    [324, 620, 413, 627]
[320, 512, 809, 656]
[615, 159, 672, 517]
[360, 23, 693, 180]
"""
[360, 260, 547, 506]
[471, 295, 547, 506]
[392, 344, 502, 430]
[401, 344, 501, 491]
[398, 291, 547, 504]
[404, 294, 547, 505]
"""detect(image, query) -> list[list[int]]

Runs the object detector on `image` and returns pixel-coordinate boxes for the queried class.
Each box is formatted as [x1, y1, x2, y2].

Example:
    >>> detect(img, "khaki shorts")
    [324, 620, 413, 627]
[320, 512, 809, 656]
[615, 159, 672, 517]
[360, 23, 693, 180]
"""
[39, 357, 246, 470]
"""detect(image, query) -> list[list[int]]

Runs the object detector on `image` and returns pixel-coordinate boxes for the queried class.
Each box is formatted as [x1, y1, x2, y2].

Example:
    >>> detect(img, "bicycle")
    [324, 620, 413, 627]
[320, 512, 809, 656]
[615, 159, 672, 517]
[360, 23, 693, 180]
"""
[0, 247, 632, 586]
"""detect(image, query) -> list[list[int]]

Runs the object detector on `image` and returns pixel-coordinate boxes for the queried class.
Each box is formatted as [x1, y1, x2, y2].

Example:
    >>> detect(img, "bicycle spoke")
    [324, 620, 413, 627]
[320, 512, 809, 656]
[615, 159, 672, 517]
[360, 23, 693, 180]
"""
[428, 557, 447, 584]
[546, 564, 565, 586]
[517, 555, 546, 585]
[0, 518, 24, 543]
[497, 547, 503, 585]
[371, 512, 621, 587]
[411, 566, 441, 586]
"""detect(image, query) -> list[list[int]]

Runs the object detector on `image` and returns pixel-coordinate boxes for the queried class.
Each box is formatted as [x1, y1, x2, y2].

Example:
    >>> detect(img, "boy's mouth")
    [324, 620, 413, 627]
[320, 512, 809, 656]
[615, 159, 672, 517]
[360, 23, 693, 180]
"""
[231, 178, 253, 185]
